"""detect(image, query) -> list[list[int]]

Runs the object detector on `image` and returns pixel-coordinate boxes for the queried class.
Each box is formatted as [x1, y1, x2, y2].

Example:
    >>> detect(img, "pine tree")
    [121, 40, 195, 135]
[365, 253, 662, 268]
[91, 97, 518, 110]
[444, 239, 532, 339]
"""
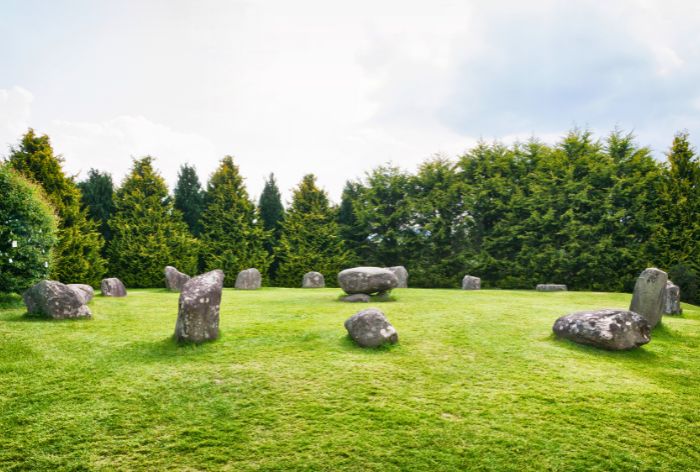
[7, 129, 106, 286]
[174, 164, 205, 236]
[78, 168, 115, 242]
[275, 174, 349, 287]
[200, 156, 270, 286]
[258, 173, 285, 279]
[107, 157, 198, 287]
[337, 180, 366, 266]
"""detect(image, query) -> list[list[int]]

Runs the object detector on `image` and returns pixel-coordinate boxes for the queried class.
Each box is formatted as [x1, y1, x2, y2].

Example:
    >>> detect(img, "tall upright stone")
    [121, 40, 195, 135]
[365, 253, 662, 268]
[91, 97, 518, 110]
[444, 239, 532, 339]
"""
[387, 266, 408, 288]
[235, 268, 262, 290]
[663, 280, 683, 315]
[629, 268, 668, 328]
[165, 266, 190, 292]
[174, 269, 224, 343]
[462, 275, 481, 290]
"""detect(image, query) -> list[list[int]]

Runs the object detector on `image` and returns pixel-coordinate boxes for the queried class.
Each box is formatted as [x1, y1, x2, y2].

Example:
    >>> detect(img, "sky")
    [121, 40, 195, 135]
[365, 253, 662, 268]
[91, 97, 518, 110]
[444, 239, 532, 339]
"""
[1, 0, 700, 203]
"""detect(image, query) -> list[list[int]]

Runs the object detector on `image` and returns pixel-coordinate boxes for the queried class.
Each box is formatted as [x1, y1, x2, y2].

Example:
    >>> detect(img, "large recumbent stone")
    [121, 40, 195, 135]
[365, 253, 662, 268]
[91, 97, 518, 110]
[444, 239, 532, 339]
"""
[174, 269, 224, 343]
[553, 309, 650, 350]
[338, 267, 398, 295]
[23, 280, 91, 319]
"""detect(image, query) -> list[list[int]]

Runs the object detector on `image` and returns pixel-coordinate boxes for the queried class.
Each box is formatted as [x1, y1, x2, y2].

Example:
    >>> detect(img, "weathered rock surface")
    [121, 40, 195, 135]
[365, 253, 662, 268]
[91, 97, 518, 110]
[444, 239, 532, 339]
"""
[235, 268, 261, 290]
[536, 284, 567, 292]
[462, 275, 481, 290]
[387, 266, 408, 288]
[174, 269, 224, 343]
[553, 309, 650, 350]
[101, 278, 127, 297]
[338, 267, 398, 295]
[165, 266, 190, 292]
[662, 280, 682, 316]
[629, 268, 668, 328]
[302, 271, 325, 288]
[341, 294, 371, 303]
[344, 308, 398, 348]
[67, 284, 94, 304]
[23, 280, 91, 319]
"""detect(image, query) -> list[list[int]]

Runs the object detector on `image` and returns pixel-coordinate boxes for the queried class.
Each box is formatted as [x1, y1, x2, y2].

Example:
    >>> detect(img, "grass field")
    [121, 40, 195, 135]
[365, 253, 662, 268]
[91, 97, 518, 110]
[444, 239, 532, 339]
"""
[0, 287, 699, 471]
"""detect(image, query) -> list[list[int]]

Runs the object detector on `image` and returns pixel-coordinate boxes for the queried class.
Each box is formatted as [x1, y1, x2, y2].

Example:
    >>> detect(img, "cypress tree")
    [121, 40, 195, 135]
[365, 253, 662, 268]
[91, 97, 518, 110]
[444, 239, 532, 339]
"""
[107, 157, 198, 287]
[174, 164, 205, 236]
[78, 168, 115, 242]
[200, 156, 270, 287]
[275, 174, 348, 287]
[7, 129, 106, 286]
[337, 180, 366, 266]
[258, 173, 285, 279]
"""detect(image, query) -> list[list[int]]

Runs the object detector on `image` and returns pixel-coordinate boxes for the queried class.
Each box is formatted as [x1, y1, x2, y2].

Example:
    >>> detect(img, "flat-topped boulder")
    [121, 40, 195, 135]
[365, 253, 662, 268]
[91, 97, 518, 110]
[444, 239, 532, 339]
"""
[165, 266, 190, 292]
[537, 284, 567, 292]
[462, 275, 481, 290]
[663, 280, 682, 315]
[344, 308, 398, 348]
[387, 266, 408, 288]
[302, 271, 325, 288]
[630, 268, 667, 328]
[174, 269, 224, 343]
[67, 283, 94, 304]
[338, 267, 398, 295]
[341, 294, 370, 303]
[101, 278, 127, 297]
[235, 268, 261, 290]
[553, 309, 650, 350]
[23, 280, 91, 319]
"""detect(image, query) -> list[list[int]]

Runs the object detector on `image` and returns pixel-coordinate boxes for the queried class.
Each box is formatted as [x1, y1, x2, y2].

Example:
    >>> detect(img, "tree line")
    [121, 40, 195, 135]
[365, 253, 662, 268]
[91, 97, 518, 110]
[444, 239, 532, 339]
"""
[1, 128, 698, 303]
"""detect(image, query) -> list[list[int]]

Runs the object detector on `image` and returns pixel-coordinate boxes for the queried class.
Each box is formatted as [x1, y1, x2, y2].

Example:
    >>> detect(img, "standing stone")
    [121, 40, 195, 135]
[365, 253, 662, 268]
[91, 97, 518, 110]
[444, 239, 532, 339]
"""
[462, 275, 481, 290]
[101, 278, 127, 297]
[338, 267, 398, 295]
[552, 309, 650, 350]
[663, 280, 683, 315]
[235, 268, 262, 290]
[67, 284, 94, 303]
[165, 266, 190, 292]
[174, 269, 224, 343]
[344, 308, 398, 348]
[536, 284, 567, 292]
[387, 266, 409, 288]
[302, 271, 325, 288]
[629, 268, 668, 328]
[23, 280, 91, 319]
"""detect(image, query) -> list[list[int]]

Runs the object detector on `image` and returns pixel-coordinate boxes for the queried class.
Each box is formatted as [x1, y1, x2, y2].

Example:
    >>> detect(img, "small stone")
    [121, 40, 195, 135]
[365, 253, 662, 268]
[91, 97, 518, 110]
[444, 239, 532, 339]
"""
[23, 280, 91, 319]
[341, 294, 371, 303]
[662, 280, 683, 316]
[235, 268, 262, 290]
[462, 275, 481, 290]
[344, 308, 398, 348]
[630, 268, 668, 328]
[536, 284, 567, 292]
[101, 278, 127, 297]
[302, 271, 325, 288]
[174, 269, 224, 343]
[553, 309, 650, 350]
[164, 266, 190, 292]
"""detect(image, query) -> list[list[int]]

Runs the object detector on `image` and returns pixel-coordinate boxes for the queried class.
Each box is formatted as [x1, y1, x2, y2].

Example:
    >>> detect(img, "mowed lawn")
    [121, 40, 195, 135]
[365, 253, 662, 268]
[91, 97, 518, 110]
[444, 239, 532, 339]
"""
[0, 288, 699, 471]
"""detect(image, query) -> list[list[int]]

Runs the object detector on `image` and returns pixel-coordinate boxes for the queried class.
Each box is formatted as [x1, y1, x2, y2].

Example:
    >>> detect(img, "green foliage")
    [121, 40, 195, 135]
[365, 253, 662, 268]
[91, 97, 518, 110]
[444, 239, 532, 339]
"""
[258, 173, 285, 279]
[174, 164, 205, 236]
[200, 156, 270, 286]
[78, 168, 115, 242]
[7, 129, 106, 286]
[668, 263, 698, 304]
[337, 180, 366, 267]
[107, 157, 199, 287]
[274, 174, 349, 287]
[0, 165, 57, 293]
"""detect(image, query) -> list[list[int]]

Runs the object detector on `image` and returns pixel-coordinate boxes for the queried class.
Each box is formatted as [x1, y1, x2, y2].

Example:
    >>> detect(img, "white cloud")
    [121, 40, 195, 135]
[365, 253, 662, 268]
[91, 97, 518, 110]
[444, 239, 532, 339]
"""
[0, 87, 33, 152]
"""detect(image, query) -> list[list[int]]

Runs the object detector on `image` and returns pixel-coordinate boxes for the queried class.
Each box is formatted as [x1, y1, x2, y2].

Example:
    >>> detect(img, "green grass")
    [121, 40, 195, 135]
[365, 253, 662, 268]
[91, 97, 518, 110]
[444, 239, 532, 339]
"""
[0, 288, 698, 471]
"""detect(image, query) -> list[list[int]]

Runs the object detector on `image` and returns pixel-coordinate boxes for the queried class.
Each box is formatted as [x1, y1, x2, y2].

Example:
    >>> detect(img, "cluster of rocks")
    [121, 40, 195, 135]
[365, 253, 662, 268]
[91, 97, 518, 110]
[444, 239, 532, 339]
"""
[338, 267, 399, 302]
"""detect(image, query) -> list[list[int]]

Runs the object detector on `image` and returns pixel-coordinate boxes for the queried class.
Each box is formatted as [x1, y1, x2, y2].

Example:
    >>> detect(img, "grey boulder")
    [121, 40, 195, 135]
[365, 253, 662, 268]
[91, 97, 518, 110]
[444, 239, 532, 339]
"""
[663, 280, 682, 315]
[101, 278, 127, 297]
[174, 269, 224, 343]
[23, 280, 91, 319]
[67, 283, 94, 304]
[302, 271, 325, 288]
[235, 268, 261, 290]
[536, 284, 567, 292]
[344, 308, 398, 348]
[387, 266, 408, 288]
[341, 294, 371, 303]
[338, 267, 398, 295]
[553, 309, 650, 350]
[462, 275, 481, 290]
[165, 266, 190, 292]
[629, 268, 668, 328]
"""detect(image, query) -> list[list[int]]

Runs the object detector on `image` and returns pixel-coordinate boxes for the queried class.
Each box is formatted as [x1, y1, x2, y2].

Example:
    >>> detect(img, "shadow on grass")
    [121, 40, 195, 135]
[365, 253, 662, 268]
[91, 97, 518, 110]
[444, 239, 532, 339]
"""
[106, 335, 222, 364]
[4, 312, 93, 323]
[338, 334, 400, 354]
[549, 333, 659, 361]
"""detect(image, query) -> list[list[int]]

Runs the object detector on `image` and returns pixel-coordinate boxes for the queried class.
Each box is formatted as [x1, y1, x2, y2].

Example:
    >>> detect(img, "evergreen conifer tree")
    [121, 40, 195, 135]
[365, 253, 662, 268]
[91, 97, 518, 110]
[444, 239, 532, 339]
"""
[258, 173, 285, 279]
[200, 156, 270, 286]
[107, 157, 198, 287]
[174, 164, 205, 236]
[78, 168, 115, 242]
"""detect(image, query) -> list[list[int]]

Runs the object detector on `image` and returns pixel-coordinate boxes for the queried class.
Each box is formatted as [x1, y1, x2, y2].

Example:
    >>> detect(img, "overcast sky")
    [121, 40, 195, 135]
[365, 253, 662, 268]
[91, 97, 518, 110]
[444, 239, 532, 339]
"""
[1, 0, 699, 202]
